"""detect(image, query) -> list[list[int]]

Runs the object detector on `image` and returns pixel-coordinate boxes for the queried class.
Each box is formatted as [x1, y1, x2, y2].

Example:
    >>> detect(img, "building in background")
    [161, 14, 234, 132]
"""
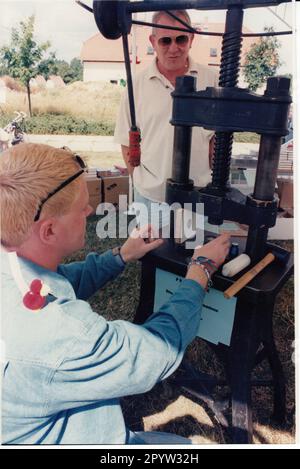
[80, 21, 256, 86]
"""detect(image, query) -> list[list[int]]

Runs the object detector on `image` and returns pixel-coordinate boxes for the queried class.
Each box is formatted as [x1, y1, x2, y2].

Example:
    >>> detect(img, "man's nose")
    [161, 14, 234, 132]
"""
[168, 39, 180, 52]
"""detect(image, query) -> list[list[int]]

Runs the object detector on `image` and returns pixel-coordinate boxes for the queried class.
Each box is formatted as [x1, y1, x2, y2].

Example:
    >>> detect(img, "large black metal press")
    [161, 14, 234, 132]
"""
[90, 0, 293, 443]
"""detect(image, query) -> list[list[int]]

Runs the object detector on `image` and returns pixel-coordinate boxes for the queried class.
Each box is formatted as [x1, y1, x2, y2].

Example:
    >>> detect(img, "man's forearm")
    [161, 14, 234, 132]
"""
[121, 145, 134, 176]
[144, 279, 205, 363]
[57, 251, 125, 301]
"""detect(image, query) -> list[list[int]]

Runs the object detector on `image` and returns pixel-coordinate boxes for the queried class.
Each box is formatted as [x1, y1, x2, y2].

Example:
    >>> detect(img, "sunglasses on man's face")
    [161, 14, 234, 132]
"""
[33, 151, 87, 222]
[157, 35, 190, 47]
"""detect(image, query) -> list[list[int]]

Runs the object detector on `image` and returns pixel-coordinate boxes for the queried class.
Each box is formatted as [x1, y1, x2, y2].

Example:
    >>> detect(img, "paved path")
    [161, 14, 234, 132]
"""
[27, 134, 259, 156]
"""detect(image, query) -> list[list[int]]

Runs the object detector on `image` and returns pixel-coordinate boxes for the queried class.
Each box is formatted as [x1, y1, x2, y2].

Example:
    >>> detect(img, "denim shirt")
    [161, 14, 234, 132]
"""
[1, 249, 205, 445]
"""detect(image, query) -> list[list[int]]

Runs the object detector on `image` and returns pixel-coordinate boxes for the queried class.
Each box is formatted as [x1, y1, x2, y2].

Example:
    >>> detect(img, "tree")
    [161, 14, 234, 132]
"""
[40, 57, 83, 84]
[51, 57, 83, 84]
[243, 27, 281, 92]
[57, 59, 77, 84]
[45, 58, 70, 81]
[69, 58, 83, 83]
[0, 63, 8, 76]
[38, 52, 58, 80]
[0, 16, 54, 116]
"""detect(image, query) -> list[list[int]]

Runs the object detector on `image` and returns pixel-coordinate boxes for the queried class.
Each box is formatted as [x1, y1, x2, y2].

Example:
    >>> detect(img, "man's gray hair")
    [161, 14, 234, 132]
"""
[151, 10, 192, 35]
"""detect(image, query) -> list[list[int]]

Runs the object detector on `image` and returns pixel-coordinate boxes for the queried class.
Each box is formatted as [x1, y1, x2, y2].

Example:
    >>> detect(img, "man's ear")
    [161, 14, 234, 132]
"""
[149, 34, 156, 49]
[38, 218, 58, 245]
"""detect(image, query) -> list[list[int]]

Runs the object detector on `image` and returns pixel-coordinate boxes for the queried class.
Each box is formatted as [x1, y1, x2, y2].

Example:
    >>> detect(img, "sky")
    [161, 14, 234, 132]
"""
[0, 0, 296, 74]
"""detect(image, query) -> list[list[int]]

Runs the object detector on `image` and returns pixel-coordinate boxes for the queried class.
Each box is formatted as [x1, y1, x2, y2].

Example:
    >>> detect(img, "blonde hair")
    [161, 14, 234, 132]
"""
[152, 10, 192, 35]
[0, 143, 84, 247]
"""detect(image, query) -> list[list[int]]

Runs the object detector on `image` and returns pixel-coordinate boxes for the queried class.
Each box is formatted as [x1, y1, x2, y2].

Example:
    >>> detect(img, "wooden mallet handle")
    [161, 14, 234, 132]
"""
[224, 253, 275, 299]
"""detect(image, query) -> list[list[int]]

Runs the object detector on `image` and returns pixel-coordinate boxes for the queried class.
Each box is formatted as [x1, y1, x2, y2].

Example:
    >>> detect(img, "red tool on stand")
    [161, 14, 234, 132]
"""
[128, 128, 141, 167]
[121, 33, 141, 167]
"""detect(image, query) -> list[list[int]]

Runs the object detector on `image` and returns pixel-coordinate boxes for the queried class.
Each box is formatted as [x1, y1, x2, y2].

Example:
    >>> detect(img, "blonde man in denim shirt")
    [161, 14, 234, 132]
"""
[1, 143, 230, 445]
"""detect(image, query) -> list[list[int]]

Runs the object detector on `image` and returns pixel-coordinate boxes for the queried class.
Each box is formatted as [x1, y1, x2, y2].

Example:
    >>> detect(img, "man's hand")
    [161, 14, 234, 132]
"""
[186, 234, 231, 288]
[120, 225, 164, 262]
[192, 233, 231, 268]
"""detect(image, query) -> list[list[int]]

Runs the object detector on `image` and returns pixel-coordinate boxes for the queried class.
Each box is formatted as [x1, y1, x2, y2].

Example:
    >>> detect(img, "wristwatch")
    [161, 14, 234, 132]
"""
[188, 256, 217, 291]
[189, 256, 218, 272]
[112, 246, 126, 266]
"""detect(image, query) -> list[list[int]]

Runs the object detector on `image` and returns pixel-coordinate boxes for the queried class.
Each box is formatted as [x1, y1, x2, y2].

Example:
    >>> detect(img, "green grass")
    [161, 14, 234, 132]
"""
[64, 216, 294, 444]
[234, 132, 260, 143]
[81, 151, 123, 169]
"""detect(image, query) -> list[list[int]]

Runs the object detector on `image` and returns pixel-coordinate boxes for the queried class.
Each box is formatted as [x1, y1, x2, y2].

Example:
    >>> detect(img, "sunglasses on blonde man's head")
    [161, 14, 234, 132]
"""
[33, 149, 87, 222]
[157, 35, 190, 47]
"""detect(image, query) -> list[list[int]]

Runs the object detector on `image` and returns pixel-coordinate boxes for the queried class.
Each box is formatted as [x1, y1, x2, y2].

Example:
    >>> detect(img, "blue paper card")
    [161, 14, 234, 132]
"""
[154, 268, 237, 346]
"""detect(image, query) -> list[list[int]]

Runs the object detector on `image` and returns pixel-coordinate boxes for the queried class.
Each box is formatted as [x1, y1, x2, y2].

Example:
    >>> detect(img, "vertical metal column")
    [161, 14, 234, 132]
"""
[171, 75, 196, 185]
[253, 136, 283, 201]
[246, 77, 291, 261]
[210, 7, 244, 192]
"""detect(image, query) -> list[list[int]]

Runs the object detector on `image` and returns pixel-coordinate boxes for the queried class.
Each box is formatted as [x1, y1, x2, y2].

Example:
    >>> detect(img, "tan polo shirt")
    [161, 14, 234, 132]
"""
[114, 57, 218, 202]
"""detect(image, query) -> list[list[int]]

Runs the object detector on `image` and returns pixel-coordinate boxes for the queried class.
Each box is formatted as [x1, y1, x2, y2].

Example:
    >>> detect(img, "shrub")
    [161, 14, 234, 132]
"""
[0, 113, 114, 135]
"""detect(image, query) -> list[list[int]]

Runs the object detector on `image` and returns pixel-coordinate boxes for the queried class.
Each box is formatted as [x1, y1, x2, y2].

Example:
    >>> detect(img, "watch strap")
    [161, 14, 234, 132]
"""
[112, 246, 126, 266]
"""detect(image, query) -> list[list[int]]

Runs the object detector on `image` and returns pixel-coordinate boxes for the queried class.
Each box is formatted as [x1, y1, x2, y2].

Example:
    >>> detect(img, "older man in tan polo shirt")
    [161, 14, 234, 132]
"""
[114, 9, 217, 227]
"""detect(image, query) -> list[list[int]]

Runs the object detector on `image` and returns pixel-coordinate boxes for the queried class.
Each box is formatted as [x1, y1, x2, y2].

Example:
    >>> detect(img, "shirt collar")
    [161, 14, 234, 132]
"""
[1, 248, 76, 300]
[146, 56, 198, 82]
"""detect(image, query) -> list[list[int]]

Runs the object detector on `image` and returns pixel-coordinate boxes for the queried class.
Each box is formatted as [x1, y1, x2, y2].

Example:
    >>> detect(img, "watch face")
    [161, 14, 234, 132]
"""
[196, 256, 208, 263]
